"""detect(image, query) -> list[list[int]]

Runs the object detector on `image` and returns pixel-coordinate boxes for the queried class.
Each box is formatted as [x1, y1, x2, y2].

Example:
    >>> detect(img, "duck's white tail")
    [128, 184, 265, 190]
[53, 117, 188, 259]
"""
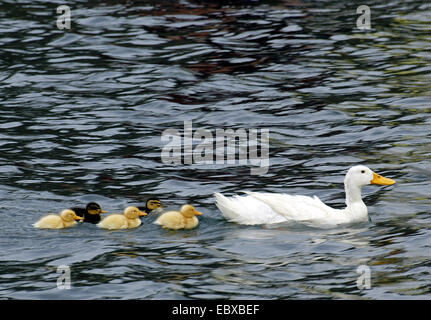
[214, 192, 286, 225]
[214, 192, 242, 223]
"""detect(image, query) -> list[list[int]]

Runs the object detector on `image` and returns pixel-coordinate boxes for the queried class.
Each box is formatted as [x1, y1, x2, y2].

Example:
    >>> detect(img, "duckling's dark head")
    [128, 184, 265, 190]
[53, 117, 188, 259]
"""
[145, 198, 164, 213]
[86, 202, 107, 215]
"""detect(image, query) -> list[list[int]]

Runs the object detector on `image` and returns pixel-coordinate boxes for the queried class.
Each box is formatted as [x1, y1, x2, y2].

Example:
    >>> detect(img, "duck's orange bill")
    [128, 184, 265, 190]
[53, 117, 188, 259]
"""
[138, 211, 148, 216]
[74, 215, 84, 220]
[101, 209, 108, 213]
[194, 210, 203, 216]
[371, 172, 396, 185]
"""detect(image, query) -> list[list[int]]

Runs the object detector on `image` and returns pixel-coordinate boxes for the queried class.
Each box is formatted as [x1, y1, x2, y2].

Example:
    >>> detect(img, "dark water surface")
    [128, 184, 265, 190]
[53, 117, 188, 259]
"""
[0, 0, 430, 299]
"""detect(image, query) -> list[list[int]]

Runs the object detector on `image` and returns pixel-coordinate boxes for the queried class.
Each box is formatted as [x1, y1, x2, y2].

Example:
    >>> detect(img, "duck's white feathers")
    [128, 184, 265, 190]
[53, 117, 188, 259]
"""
[216, 191, 367, 226]
[246, 192, 343, 222]
[214, 165, 394, 226]
[214, 192, 286, 225]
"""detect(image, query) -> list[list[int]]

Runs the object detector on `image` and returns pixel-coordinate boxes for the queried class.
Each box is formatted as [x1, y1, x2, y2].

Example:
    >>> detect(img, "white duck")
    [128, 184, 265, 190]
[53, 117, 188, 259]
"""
[214, 165, 395, 226]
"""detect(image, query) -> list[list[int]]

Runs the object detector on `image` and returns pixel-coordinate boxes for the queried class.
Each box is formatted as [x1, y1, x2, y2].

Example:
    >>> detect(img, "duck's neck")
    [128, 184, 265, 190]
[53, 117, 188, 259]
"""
[344, 181, 364, 207]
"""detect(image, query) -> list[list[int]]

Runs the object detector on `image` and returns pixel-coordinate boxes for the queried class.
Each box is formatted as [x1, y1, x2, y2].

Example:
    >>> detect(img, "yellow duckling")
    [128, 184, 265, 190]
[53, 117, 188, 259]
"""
[33, 209, 83, 229]
[97, 206, 147, 230]
[154, 204, 203, 230]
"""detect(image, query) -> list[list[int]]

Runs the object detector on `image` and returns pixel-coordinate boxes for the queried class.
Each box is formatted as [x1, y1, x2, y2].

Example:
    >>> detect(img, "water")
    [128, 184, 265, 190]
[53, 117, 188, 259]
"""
[0, 0, 430, 299]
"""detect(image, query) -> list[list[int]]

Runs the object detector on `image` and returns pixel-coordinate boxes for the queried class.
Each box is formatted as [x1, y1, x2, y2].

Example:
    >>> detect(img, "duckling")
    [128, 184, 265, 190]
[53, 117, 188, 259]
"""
[33, 209, 83, 229]
[154, 204, 203, 230]
[137, 198, 164, 214]
[71, 202, 107, 224]
[97, 206, 147, 230]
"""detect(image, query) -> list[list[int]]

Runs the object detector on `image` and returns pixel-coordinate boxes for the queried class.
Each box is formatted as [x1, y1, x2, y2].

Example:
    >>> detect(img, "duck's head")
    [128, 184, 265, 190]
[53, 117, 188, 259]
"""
[345, 165, 396, 188]
[86, 202, 107, 215]
[124, 206, 147, 219]
[145, 198, 164, 213]
[61, 209, 84, 222]
[180, 204, 203, 218]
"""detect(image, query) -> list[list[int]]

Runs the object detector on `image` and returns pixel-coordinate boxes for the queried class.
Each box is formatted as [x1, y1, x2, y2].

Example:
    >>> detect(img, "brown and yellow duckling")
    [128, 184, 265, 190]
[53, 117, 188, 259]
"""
[154, 204, 203, 230]
[137, 198, 164, 214]
[71, 202, 108, 224]
[97, 206, 147, 230]
[33, 209, 83, 229]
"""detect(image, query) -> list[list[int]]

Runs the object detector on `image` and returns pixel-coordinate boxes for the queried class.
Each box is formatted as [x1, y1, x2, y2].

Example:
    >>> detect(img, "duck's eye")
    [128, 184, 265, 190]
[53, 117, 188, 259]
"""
[361, 170, 365, 174]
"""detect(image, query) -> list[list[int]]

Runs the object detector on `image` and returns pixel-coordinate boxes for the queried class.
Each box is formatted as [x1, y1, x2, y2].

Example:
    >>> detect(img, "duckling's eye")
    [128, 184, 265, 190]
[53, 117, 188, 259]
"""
[361, 170, 365, 174]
